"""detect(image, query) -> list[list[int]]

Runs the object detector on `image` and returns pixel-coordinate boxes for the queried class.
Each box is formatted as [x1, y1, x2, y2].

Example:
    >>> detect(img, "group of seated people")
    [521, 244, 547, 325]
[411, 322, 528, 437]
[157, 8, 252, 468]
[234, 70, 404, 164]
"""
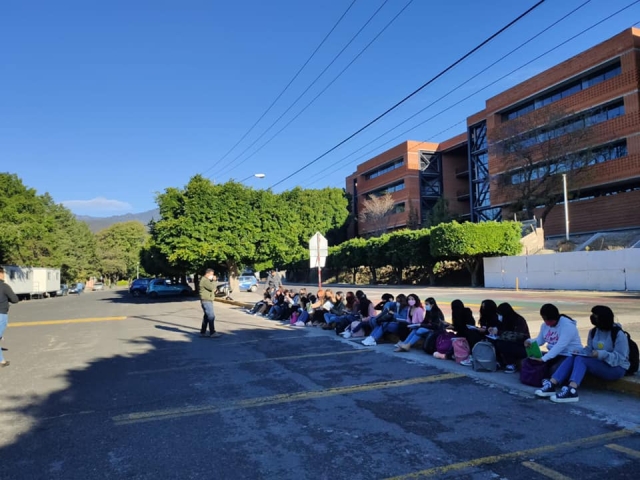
[246, 288, 634, 404]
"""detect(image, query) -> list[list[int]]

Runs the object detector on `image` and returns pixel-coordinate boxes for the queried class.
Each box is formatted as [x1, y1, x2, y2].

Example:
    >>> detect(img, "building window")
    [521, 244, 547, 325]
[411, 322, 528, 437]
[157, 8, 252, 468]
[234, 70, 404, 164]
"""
[369, 181, 405, 196]
[364, 157, 404, 180]
[502, 60, 622, 121]
[392, 202, 406, 214]
[509, 140, 628, 185]
[508, 100, 625, 151]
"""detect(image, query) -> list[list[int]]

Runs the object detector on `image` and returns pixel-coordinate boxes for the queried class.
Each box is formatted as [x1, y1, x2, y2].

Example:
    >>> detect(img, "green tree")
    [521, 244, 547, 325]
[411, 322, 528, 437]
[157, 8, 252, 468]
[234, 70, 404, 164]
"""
[95, 221, 148, 283]
[424, 197, 455, 228]
[430, 221, 521, 287]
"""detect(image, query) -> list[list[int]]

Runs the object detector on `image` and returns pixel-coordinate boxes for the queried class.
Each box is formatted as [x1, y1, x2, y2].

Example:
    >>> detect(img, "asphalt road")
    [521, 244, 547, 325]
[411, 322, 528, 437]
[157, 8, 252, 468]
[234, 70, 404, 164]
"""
[1, 288, 639, 479]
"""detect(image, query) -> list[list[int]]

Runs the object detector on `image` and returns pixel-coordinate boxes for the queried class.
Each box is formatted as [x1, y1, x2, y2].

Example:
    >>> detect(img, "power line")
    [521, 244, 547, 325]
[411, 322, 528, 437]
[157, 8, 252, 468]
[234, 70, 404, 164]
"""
[268, 0, 547, 189]
[200, 0, 359, 177]
[303, 0, 602, 185]
[212, 0, 394, 179]
[217, 0, 415, 179]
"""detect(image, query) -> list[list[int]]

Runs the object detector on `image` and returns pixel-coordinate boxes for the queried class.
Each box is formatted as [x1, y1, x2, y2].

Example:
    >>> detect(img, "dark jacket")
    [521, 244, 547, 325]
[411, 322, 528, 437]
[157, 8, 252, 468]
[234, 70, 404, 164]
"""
[0, 280, 19, 314]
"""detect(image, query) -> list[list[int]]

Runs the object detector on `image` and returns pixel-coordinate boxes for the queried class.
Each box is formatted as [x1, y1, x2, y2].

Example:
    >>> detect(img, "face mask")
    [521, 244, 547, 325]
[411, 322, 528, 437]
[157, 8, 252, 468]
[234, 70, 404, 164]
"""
[497, 314, 503, 322]
[425, 305, 432, 311]
[408, 299, 416, 306]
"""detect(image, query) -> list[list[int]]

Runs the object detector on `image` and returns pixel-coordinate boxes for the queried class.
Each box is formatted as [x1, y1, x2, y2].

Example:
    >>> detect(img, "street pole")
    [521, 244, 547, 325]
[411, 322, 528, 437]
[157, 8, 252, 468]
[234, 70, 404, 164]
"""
[562, 174, 570, 241]
[317, 234, 322, 288]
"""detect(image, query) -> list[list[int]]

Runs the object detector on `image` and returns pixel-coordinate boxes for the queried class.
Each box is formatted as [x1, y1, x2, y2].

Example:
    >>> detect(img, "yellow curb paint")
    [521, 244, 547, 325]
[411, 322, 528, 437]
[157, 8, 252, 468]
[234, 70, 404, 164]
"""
[521, 461, 573, 480]
[127, 348, 371, 375]
[9, 316, 127, 327]
[113, 373, 464, 425]
[605, 443, 640, 459]
[384, 429, 636, 479]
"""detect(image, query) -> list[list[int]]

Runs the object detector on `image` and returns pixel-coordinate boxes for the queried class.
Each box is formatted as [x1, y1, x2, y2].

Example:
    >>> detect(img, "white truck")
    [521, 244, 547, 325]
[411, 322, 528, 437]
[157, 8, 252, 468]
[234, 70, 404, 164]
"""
[1, 265, 61, 299]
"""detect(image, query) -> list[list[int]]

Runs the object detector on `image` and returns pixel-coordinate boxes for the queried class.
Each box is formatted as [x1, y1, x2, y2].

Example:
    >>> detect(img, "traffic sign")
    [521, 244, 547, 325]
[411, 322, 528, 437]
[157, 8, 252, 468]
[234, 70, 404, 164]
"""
[309, 232, 328, 286]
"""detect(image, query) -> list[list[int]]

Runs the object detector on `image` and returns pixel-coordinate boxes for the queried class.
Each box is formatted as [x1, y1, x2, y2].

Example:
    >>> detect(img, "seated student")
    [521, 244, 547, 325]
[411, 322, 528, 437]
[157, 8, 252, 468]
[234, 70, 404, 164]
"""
[248, 291, 272, 315]
[342, 291, 376, 338]
[494, 302, 531, 373]
[396, 297, 445, 352]
[525, 303, 583, 376]
[334, 292, 361, 335]
[449, 299, 484, 366]
[361, 294, 409, 346]
[535, 305, 630, 403]
[374, 293, 395, 311]
[295, 295, 316, 326]
[478, 299, 499, 333]
[322, 291, 346, 329]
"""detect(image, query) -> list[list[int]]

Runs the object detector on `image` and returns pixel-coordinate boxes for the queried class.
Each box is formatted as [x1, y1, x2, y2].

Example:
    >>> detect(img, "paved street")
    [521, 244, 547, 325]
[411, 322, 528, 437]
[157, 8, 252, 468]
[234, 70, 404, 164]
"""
[1, 288, 639, 479]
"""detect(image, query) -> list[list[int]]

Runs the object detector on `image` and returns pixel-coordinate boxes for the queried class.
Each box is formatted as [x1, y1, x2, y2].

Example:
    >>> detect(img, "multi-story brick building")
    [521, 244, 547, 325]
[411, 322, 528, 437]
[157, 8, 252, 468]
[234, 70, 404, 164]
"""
[346, 28, 640, 237]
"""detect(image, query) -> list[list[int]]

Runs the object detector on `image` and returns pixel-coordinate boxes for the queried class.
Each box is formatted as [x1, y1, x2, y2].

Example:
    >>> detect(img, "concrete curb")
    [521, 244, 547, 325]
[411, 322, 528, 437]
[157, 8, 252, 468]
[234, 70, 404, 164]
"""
[214, 300, 640, 398]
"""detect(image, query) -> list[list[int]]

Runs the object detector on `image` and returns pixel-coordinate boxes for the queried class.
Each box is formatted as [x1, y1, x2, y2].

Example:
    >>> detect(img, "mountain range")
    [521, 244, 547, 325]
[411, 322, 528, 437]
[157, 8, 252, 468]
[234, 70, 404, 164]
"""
[77, 209, 159, 233]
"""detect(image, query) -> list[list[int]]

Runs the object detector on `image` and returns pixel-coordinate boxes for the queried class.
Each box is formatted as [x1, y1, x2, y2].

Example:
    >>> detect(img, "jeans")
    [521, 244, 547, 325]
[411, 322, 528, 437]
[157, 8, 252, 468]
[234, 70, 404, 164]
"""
[552, 355, 626, 387]
[0, 313, 7, 362]
[370, 322, 401, 341]
[404, 327, 431, 346]
[200, 301, 216, 334]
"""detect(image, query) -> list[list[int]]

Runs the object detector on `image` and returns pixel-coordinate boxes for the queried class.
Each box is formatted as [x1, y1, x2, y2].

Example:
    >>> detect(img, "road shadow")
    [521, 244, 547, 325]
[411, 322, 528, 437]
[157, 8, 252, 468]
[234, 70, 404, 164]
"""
[98, 289, 198, 305]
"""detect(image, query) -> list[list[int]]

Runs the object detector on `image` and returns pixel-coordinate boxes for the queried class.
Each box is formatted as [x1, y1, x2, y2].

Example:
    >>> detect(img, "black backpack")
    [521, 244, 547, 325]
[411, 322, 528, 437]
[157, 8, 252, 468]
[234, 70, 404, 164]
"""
[422, 330, 440, 355]
[589, 326, 639, 376]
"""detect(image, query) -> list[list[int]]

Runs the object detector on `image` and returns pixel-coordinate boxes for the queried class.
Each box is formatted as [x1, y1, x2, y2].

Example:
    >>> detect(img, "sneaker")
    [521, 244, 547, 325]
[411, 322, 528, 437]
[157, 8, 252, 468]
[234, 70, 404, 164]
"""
[209, 332, 222, 338]
[0, 361, 9, 367]
[535, 379, 556, 398]
[460, 357, 473, 367]
[362, 336, 377, 346]
[504, 364, 517, 374]
[341, 331, 352, 339]
[433, 352, 446, 360]
[551, 386, 579, 403]
[200, 333, 208, 337]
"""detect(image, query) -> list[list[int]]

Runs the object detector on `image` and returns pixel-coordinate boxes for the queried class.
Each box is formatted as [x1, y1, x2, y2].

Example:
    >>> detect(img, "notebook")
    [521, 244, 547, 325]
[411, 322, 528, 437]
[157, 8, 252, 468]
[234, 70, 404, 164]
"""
[526, 341, 542, 359]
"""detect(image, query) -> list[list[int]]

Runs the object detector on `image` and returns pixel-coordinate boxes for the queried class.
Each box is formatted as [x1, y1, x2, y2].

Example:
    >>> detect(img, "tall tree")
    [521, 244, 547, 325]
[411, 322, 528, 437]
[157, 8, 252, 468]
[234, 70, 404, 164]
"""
[491, 105, 598, 222]
[95, 221, 148, 283]
[358, 193, 395, 237]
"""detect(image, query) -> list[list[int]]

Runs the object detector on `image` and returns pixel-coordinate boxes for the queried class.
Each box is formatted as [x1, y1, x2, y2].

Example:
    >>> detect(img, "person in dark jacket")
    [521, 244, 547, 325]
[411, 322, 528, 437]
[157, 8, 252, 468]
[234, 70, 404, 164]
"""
[199, 269, 221, 338]
[494, 302, 531, 373]
[0, 266, 20, 367]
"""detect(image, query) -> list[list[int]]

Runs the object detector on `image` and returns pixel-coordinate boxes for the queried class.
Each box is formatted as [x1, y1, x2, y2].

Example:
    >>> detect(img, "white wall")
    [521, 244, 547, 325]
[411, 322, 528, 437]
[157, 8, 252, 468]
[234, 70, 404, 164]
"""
[484, 249, 640, 291]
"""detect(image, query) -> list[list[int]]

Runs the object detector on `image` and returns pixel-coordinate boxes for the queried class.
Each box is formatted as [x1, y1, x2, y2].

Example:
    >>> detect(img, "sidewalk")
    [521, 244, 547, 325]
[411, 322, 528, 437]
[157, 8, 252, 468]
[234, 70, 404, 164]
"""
[216, 296, 640, 400]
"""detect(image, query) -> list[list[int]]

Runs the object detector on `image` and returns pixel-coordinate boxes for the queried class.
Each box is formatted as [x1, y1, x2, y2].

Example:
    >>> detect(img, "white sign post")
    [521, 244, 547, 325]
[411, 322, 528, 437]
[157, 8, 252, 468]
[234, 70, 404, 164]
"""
[309, 232, 328, 288]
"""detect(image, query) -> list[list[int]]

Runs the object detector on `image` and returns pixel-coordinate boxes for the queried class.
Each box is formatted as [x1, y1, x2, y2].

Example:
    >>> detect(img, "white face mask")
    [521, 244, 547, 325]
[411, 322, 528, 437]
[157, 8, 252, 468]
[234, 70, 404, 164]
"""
[425, 305, 432, 311]
[408, 299, 416, 306]
[497, 314, 503, 322]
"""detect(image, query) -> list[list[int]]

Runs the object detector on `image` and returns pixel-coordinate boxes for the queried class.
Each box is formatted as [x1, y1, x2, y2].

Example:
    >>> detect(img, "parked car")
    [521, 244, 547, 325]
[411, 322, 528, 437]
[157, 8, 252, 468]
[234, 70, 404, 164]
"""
[215, 281, 233, 297]
[238, 275, 258, 292]
[92, 282, 105, 291]
[129, 278, 151, 297]
[69, 283, 85, 294]
[55, 284, 69, 296]
[146, 278, 193, 298]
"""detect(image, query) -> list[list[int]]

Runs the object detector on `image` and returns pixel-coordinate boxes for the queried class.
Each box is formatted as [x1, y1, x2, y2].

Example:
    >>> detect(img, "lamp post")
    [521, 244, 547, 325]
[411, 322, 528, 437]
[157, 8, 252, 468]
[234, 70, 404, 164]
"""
[562, 174, 570, 241]
[239, 173, 266, 183]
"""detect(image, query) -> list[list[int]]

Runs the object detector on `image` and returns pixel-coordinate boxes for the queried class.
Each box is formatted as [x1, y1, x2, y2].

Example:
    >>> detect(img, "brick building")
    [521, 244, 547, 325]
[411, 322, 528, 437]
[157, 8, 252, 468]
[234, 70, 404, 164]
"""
[346, 28, 640, 237]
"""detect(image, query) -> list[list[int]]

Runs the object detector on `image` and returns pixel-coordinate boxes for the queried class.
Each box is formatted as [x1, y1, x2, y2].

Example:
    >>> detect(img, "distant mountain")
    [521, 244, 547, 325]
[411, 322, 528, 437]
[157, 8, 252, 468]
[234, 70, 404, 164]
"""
[77, 209, 160, 233]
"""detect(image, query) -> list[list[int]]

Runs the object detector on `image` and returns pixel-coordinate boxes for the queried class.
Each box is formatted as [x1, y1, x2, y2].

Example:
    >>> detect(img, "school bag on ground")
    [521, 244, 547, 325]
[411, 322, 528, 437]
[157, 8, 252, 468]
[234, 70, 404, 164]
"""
[422, 330, 439, 355]
[452, 337, 471, 364]
[472, 340, 497, 372]
[589, 326, 639, 376]
[520, 357, 549, 387]
[436, 332, 455, 356]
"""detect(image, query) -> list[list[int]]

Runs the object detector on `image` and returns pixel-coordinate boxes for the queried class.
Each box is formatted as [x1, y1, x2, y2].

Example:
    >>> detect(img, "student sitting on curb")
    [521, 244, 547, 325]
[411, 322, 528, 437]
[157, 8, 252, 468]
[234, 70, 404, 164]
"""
[535, 305, 630, 403]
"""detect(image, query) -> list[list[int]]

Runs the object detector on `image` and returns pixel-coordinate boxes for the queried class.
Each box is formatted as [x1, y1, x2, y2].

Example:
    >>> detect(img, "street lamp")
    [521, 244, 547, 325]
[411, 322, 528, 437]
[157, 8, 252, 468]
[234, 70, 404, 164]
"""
[239, 173, 266, 183]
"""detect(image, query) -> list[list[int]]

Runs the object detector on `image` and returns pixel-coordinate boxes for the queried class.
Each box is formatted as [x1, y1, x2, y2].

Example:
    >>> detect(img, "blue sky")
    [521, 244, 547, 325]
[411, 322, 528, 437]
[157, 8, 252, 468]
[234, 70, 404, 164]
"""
[2, 0, 639, 216]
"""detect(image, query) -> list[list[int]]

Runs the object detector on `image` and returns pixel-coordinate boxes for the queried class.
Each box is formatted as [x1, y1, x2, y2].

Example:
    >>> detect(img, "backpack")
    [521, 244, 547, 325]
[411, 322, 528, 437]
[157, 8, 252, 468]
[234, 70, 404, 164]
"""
[452, 337, 471, 363]
[422, 330, 439, 355]
[436, 332, 455, 355]
[589, 326, 639, 376]
[472, 340, 497, 372]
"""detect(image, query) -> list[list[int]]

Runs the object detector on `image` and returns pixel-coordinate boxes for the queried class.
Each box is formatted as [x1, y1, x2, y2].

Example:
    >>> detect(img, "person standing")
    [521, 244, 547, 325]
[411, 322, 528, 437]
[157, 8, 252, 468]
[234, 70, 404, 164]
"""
[199, 269, 221, 338]
[0, 266, 19, 367]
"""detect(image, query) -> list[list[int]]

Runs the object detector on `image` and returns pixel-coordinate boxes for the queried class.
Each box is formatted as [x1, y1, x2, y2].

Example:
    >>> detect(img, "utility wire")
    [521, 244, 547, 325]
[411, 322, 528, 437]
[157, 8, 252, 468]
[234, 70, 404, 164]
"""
[201, 0, 359, 176]
[303, 0, 603, 184]
[217, 0, 415, 179]
[212, 0, 393, 179]
[268, 0, 547, 189]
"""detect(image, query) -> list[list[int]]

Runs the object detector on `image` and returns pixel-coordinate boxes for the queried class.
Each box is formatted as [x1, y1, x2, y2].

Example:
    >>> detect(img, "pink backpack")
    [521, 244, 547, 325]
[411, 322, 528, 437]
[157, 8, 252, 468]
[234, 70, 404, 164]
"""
[290, 311, 299, 325]
[452, 337, 471, 363]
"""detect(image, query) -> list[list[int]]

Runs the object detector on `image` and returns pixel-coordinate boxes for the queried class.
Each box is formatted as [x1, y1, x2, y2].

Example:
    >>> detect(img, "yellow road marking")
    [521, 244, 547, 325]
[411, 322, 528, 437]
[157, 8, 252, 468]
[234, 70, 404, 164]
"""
[384, 429, 636, 479]
[606, 443, 640, 459]
[113, 373, 464, 425]
[127, 348, 370, 375]
[522, 461, 573, 480]
[9, 316, 127, 327]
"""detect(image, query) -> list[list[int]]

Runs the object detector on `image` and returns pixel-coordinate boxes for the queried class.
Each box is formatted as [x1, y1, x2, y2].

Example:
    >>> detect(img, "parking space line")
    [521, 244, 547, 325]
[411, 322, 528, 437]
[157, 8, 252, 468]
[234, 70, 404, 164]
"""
[127, 348, 371, 375]
[9, 316, 127, 327]
[606, 443, 640, 459]
[522, 461, 573, 480]
[384, 429, 636, 479]
[112, 373, 464, 425]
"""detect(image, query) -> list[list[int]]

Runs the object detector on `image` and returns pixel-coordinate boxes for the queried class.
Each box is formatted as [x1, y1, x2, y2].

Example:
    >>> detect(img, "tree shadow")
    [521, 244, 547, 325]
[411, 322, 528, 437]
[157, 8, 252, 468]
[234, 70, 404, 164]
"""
[98, 289, 198, 304]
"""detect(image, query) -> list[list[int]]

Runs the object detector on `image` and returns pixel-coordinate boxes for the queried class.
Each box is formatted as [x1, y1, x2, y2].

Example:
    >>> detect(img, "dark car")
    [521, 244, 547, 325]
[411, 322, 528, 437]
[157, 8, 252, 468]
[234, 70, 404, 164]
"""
[130, 278, 151, 297]
[55, 284, 69, 296]
[146, 278, 193, 298]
